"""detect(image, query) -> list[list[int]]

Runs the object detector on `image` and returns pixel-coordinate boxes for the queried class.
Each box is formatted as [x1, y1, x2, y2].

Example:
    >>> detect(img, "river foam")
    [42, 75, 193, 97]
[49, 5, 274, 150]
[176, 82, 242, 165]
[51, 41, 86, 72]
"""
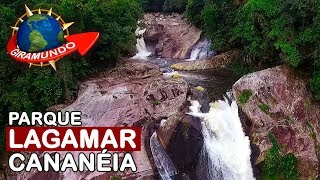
[132, 26, 151, 59]
[188, 97, 255, 180]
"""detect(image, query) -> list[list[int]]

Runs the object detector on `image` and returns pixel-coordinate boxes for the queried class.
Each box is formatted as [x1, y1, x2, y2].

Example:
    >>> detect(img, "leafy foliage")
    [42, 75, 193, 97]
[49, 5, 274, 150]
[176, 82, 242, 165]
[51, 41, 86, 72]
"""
[186, 0, 239, 48]
[163, 0, 187, 12]
[233, 0, 320, 67]
[139, 0, 165, 12]
[110, 176, 123, 180]
[310, 71, 320, 101]
[0, 0, 142, 112]
[259, 103, 270, 114]
[141, 0, 187, 12]
[233, 0, 320, 99]
[238, 89, 252, 104]
[185, 0, 320, 101]
[202, 0, 238, 50]
[2, 69, 64, 114]
[227, 60, 253, 76]
[185, 0, 205, 27]
[0, 0, 142, 157]
[263, 133, 299, 180]
[59, 0, 142, 68]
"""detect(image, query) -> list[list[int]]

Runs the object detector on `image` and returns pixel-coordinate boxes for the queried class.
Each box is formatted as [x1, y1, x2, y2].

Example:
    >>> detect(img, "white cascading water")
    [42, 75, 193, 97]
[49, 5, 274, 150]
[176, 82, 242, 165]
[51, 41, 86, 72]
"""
[132, 25, 151, 59]
[150, 132, 178, 180]
[188, 38, 216, 60]
[188, 96, 255, 180]
[134, 22, 253, 179]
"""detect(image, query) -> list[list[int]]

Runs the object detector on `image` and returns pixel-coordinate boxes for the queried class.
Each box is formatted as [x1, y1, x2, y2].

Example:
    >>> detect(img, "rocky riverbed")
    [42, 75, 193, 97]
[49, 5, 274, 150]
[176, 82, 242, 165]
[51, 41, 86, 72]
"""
[8, 13, 320, 180]
[11, 57, 240, 179]
[143, 13, 202, 59]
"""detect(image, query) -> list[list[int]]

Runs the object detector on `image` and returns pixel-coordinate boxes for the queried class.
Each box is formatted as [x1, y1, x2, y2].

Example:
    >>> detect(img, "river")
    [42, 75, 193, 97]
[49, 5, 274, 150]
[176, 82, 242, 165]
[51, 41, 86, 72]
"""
[132, 26, 255, 180]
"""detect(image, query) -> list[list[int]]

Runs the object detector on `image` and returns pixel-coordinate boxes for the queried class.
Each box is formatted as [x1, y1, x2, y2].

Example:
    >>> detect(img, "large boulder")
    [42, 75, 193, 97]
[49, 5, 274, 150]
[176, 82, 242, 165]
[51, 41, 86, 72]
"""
[170, 50, 239, 71]
[63, 61, 188, 128]
[233, 65, 320, 179]
[143, 13, 202, 59]
[155, 108, 203, 179]
[15, 60, 189, 180]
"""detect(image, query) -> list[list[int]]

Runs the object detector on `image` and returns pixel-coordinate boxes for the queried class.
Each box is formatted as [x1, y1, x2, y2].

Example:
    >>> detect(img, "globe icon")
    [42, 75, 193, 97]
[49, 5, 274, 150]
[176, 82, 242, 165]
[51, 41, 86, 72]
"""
[17, 14, 64, 53]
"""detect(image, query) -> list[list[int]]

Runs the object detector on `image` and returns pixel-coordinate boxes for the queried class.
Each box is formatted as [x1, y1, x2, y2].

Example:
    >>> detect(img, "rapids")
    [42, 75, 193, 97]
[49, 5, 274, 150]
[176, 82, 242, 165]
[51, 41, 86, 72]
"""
[150, 132, 178, 180]
[188, 38, 216, 61]
[132, 26, 151, 59]
[188, 98, 255, 180]
[132, 21, 255, 180]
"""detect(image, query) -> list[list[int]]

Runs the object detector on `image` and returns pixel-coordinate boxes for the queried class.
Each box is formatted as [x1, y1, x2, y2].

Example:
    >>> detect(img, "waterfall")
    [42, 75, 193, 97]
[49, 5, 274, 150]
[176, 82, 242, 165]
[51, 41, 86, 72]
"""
[188, 39, 216, 60]
[188, 96, 255, 180]
[150, 132, 178, 180]
[132, 26, 151, 59]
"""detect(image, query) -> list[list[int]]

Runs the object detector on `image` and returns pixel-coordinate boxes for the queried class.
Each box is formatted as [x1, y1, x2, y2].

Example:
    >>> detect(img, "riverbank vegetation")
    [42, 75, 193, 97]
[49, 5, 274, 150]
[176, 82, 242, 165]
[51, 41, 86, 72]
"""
[263, 133, 299, 180]
[184, 0, 320, 101]
[0, 0, 318, 178]
[140, 0, 316, 178]
[142, 0, 320, 101]
[140, 0, 187, 12]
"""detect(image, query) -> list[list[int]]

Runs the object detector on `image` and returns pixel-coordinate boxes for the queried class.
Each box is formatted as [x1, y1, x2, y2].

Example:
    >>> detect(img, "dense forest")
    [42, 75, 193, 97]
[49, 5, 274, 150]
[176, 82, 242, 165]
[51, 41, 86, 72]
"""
[2, 1, 319, 128]
[188, 0, 320, 102]
[0, 0, 142, 158]
[141, 0, 320, 101]
[0, 0, 319, 179]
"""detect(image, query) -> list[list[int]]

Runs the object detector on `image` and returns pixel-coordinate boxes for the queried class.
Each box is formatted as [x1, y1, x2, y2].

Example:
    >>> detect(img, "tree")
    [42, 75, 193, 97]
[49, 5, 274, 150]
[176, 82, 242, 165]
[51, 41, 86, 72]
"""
[0, 0, 142, 158]
[186, 0, 205, 27]
[163, 0, 187, 13]
[202, 0, 238, 50]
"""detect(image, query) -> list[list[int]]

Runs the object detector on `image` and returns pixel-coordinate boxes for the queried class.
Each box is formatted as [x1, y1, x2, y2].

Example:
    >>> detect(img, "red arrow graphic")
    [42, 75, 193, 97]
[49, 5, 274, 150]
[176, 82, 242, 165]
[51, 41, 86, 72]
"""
[7, 32, 100, 64]
[66, 32, 99, 56]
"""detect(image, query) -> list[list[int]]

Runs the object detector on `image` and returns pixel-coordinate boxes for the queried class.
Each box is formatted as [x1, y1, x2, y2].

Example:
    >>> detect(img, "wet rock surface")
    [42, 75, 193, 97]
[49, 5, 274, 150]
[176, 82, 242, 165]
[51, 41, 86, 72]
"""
[12, 60, 189, 180]
[233, 65, 320, 179]
[166, 118, 203, 179]
[64, 60, 189, 128]
[143, 13, 202, 59]
[153, 106, 204, 180]
[170, 50, 239, 71]
[8, 55, 242, 180]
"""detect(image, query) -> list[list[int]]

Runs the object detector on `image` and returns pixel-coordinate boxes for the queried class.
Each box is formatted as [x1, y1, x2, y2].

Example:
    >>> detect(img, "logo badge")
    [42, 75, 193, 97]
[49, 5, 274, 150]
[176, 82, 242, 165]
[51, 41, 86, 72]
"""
[7, 5, 99, 70]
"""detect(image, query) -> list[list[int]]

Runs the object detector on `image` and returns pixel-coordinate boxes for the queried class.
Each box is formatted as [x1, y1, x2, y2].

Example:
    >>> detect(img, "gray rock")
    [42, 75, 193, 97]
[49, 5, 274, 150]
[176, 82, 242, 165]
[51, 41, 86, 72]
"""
[233, 65, 320, 179]
[17, 60, 189, 180]
[143, 13, 202, 59]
